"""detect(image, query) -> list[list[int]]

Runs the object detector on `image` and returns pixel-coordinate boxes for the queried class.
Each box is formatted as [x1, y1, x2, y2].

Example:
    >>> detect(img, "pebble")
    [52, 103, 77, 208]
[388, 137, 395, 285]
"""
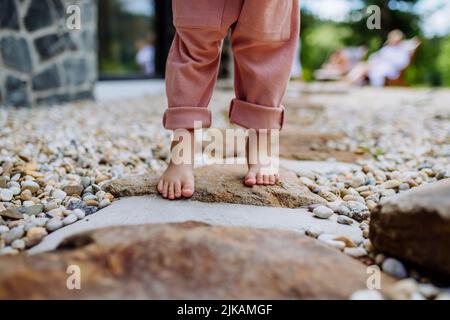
[381, 180, 402, 189]
[324, 239, 346, 250]
[3, 226, 25, 244]
[63, 214, 78, 226]
[44, 200, 61, 212]
[52, 189, 67, 200]
[351, 176, 365, 188]
[10, 187, 21, 196]
[22, 201, 35, 207]
[11, 239, 26, 250]
[0, 208, 23, 220]
[305, 226, 323, 238]
[435, 293, 450, 300]
[362, 228, 370, 238]
[337, 205, 351, 217]
[350, 289, 384, 300]
[0, 189, 13, 202]
[21, 180, 40, 193]
[0, 247, 19, 256]
[46, 218, 64, 232]
[375, 253, 386, 265]
[0, 177, 7, 189]
[26, 227, 48, 246]
[73, 208, 86, 219]
[99, 198, 111, 209]
[362, 239, 372, 251]
[382, 258, 408, 279]
[82, 194, 97, 201]
[343, 195, 365, 203]
[67, 200, 98, 215]
[399, 183, 410, 191]
[0, 225, 10, 234]
[384, 278, 418, 300]
[344, 247, 368, 257]
[337, 216, 353, 225]
[85, 199, 99, 207]
[81, 177, 92, 188]
[418, 283, 439, 299]
[333, 236, 357, 248]
[19, 204, 44, 216]
[47, 208, 64, 219]
[313, 206, 334, 219]
[20, 189, 33, 201]
[63, 184, 84, 196]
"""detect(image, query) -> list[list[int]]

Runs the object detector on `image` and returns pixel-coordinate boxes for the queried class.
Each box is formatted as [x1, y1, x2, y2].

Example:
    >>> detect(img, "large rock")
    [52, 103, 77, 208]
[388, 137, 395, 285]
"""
[371, 179, 450, 281]
[0, 222, 393, 299]
[104, 165, 325, 208]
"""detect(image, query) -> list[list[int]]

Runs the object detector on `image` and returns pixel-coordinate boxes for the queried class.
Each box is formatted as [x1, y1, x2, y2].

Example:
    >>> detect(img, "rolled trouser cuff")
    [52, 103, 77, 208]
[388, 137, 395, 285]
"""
[229, 99, 285, 130]
[163, 107, 212, 130]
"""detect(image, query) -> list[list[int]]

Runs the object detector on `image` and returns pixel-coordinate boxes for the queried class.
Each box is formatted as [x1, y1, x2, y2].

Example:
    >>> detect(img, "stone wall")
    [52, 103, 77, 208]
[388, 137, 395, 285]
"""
[0, 0, 97, 107]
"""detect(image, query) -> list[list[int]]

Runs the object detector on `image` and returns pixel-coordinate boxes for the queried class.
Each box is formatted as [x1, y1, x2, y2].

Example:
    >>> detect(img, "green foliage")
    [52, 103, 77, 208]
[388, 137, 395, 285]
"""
[437, 36, 450, 86]
[300, 0, 449, 86]
[300, 11, 353, 81]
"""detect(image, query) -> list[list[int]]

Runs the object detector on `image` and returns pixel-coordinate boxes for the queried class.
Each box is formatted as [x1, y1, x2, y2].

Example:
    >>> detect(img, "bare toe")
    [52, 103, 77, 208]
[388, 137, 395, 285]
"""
[263, 175, 270, 185]
[175, 181, 182, 198]
[162, 181, 169, 198]
[244, 171, 257, 187]
[168, 182, 175, 200]
[157, 179, 163, 193]
[182, 184, 194, 198]
[256, 173, 264, 185]
[269, 175, 276, 185]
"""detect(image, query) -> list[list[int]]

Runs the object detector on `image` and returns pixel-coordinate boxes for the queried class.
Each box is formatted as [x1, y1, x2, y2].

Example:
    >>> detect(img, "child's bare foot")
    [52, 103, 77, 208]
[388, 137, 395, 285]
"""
[157, 130, 195, 199]
[244, 130, 279, 187]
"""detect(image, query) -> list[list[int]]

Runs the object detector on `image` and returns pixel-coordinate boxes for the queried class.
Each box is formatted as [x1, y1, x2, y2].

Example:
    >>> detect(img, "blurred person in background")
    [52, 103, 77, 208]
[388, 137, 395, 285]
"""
[346, 30, 414, 86]
[135, 34, 156, 76]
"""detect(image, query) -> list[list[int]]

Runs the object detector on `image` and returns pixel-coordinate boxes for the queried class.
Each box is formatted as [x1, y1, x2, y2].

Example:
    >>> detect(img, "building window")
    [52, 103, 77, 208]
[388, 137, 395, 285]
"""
[98, 0, 157, 79]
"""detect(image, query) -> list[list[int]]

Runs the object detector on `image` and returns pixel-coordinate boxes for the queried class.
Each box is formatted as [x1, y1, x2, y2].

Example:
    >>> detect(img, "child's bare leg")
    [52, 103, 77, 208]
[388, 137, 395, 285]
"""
[157, 130, 195, 199]
[245, 130, 279, 187]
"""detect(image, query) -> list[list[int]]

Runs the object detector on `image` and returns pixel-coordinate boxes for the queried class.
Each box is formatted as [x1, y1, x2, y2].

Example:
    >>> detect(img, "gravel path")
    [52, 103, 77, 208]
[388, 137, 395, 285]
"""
[0, 84, 449, 299]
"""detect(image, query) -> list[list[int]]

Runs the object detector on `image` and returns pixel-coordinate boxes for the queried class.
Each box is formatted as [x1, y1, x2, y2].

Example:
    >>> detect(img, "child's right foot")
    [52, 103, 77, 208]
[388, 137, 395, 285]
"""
[157, 129, 195, 200]
[157, 162, 194, 199]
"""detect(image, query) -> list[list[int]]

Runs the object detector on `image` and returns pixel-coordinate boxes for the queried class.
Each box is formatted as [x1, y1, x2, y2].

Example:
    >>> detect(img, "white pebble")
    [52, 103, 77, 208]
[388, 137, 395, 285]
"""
[46, 218, 63, 232]
[10, 187, 21, 196]
[73, 209, 86, 219]
[21, 180, 40, 193]
[382, 258, 408, 279]
[63, 214, 78, 226]
[52, 189, 67, 200]
[313, 206, 334, 219]
[344, 247, 368, 257]
[0, 189, 13, 202]
[337, 215, 353, 225]
[0, 225, 10, 234]
[99, 198, 111, 208]
[305, 226, 323, 238]
[11, 239, 26, 250]
[350, 290, 384, 300]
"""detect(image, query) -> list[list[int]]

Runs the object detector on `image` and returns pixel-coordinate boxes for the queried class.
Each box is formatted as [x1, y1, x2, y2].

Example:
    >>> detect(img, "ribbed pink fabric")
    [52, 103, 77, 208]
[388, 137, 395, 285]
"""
[164, 0, 299, 130]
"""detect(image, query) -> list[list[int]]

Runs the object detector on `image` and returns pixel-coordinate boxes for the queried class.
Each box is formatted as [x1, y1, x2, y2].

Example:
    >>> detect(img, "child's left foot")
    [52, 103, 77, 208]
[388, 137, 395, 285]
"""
[244, 130, 279, 187]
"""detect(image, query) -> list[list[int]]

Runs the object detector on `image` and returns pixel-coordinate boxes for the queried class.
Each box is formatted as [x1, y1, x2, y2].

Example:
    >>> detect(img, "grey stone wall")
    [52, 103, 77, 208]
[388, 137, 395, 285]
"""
[0, 0, 97, 107]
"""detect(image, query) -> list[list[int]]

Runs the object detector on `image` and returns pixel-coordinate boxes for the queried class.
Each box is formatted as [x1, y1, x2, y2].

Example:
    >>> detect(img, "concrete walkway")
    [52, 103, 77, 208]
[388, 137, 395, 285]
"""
[30, 195, 362, 254]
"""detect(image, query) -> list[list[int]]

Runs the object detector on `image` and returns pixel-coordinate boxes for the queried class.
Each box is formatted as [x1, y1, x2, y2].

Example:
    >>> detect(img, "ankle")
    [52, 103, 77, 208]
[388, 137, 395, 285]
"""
[170, 129, 195, 166]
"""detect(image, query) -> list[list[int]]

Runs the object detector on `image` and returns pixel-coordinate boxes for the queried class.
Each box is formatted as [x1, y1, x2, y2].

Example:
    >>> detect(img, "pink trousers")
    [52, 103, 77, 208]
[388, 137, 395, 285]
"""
[163, 0, 300, 130]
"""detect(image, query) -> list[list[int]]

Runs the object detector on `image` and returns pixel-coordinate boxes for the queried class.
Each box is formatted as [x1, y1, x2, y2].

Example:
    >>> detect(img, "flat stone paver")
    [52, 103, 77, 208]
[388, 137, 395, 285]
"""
[30, 195, 362, 254]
